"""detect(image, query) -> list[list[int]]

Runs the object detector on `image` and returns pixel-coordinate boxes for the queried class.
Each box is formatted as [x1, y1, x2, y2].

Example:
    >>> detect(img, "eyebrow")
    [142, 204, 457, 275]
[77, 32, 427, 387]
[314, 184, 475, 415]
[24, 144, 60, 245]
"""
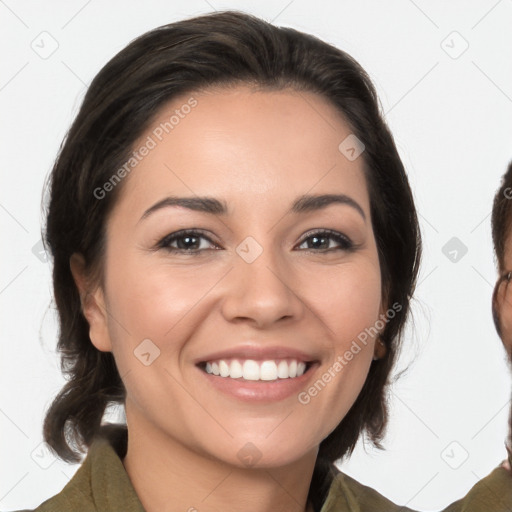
[139, 193, 366, 222]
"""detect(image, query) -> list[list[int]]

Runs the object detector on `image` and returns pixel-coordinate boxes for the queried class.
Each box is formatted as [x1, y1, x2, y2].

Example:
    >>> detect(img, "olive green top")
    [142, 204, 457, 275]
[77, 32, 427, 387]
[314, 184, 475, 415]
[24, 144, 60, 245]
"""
[13, 426, 512, 512]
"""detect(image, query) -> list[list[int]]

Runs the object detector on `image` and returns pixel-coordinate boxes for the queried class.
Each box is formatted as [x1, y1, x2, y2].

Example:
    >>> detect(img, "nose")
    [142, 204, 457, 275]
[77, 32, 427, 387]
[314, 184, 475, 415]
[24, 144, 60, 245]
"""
[220, 246, 304, 329]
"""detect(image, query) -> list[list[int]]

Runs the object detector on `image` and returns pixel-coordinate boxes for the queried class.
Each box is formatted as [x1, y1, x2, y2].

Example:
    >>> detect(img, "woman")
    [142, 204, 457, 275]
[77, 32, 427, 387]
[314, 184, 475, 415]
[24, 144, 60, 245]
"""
[15, 11, 510, 512]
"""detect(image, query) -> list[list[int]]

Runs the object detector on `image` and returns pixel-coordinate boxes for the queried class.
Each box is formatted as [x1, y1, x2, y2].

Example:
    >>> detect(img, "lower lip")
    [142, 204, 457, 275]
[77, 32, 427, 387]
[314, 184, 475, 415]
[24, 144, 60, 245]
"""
[197, 363, 319, 402]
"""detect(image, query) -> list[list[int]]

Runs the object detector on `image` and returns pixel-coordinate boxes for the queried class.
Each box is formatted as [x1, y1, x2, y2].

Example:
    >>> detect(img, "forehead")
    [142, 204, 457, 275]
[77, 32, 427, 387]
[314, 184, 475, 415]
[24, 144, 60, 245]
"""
[112, 85, 370, 221]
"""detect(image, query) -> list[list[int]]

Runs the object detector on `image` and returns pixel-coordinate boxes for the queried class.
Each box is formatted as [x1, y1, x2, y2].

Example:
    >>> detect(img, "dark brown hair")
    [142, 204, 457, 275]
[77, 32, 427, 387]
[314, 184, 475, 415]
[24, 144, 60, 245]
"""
[492, 162, 512, 271]
[491, 161, 512, 336]
[42, 10, 421, 505]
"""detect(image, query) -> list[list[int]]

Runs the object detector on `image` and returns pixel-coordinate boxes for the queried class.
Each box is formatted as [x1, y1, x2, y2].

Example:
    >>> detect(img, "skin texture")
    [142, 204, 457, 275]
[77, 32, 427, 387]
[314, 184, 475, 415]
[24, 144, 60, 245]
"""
[494, 236, 512, 472]
[71, 86, 385, 512]
[495, 237, 512, 357]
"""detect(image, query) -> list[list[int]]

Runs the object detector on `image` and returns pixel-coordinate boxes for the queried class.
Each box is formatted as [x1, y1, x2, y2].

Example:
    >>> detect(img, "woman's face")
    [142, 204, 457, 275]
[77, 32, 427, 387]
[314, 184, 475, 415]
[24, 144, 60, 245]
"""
[84, 85, 384, 467]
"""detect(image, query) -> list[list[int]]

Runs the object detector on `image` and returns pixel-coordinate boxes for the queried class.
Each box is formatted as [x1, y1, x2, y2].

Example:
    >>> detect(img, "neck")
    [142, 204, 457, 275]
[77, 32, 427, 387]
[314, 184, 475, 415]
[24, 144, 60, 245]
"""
[122, 402, 318, 512]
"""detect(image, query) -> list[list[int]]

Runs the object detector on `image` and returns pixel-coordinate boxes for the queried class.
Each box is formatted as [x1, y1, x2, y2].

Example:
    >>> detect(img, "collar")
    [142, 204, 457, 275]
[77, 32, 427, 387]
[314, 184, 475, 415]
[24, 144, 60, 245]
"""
[49, 424, 145, 511]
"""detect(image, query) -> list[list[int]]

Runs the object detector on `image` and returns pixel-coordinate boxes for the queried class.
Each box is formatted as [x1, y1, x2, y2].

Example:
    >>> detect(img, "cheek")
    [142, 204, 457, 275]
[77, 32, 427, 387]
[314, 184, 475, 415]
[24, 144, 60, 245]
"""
[291, 262, 381, 430]
[305, 262, 383, 347]
[102, 257, 226, 376]
[501, 314, 512, 354]
[106, 255, 214, 333]
[497, 285, 512, 352]
[101, 261, 208, 421]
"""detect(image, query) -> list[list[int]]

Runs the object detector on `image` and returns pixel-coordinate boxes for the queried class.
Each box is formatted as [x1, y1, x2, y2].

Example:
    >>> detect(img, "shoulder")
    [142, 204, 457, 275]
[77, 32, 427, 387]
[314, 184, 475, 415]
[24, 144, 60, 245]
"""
[321, 465, 512, 512]
[321, 471, 417, 512]
[7, 456, 97, 512]
[443, 466, 512, 512]
[7, 424, 145, 512]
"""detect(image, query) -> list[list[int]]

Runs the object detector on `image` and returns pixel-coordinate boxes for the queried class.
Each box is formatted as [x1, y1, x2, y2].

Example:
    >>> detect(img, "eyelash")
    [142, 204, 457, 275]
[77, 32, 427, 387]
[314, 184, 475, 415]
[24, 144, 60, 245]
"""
[156, 228, 355, 254]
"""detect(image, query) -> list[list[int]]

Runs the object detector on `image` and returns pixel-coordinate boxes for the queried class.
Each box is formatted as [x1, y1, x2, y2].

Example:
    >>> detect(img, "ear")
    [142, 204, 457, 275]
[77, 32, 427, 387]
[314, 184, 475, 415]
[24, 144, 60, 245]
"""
[494, 277, 512, 360]
[69, 253, 112, 352]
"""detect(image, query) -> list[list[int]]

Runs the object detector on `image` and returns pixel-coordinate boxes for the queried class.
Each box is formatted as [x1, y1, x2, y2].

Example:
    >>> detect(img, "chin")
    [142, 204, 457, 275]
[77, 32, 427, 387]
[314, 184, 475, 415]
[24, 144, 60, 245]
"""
[221, 433, 318, 470]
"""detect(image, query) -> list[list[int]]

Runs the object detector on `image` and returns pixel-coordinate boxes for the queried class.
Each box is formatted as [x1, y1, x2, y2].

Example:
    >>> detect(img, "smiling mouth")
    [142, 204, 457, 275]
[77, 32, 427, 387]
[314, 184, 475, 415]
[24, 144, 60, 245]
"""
[197, 358, 315, 381]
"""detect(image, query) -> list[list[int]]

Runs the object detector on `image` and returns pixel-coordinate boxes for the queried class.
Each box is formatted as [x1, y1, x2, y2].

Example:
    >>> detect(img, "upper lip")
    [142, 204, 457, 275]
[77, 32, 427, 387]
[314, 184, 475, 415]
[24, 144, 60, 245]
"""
[195, 344, 319, 364]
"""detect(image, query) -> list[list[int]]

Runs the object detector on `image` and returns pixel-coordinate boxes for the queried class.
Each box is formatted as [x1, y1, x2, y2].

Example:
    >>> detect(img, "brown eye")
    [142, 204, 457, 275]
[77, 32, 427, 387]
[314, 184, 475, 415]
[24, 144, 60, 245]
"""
[297, 230, 353, 252]
[158, 230, 218, 253]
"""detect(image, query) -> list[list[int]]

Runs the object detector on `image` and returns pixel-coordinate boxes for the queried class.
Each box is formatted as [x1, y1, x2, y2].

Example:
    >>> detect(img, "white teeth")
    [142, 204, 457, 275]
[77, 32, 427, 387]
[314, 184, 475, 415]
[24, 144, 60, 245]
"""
[289, 360, 297, 378]
[277, 360, 289, 378]
[203, 358, 309, 381]
[242, 360, 260, 381]
[219, 360, 230, 377]
[230, 359, 243, 379]
[260, 361, 277, 381]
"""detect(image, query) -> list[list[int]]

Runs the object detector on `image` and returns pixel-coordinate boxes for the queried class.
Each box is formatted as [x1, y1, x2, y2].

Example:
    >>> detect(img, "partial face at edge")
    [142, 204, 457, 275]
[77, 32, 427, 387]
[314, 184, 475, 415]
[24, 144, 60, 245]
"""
[495, 237, 512, 359]
[78, 85, 385, 467]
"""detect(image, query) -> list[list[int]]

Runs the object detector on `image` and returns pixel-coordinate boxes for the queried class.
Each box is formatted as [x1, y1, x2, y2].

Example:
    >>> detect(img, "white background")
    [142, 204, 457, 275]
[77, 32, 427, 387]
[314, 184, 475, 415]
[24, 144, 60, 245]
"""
[1, 1, 512, 510]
